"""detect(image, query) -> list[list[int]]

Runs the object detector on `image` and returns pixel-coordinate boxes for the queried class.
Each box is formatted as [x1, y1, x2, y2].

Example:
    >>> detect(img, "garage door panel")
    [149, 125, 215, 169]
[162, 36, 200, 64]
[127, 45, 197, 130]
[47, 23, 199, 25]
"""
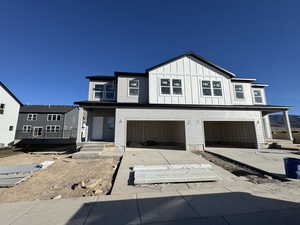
[127, 121, 186, 149]
[204, 121, 257, 148]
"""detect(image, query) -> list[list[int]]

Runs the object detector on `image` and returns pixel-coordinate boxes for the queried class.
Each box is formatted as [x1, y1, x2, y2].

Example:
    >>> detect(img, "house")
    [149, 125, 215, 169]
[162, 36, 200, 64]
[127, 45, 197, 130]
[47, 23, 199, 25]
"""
[0, 82, 23, 147]
[74, 52, 293, 151]
[15, 105, 79, 144]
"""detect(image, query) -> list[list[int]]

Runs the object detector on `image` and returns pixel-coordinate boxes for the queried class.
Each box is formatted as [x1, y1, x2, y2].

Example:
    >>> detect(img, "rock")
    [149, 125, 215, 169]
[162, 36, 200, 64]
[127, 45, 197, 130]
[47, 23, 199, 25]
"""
[52, 195, 62, 200]
[265, 175, 273, 180]
[93, 188, 103, 195]
[80, 181, 86, 188]
[86, 178, 102, 189]
[53, 156, 59, 160]
[71, 183, 79, 190]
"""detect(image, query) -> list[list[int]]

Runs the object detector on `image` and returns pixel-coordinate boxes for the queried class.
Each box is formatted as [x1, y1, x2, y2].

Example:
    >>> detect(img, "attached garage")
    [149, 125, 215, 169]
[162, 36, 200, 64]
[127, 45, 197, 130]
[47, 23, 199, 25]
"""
[204, 121, 258, 148]
[126, 121, 186, 150]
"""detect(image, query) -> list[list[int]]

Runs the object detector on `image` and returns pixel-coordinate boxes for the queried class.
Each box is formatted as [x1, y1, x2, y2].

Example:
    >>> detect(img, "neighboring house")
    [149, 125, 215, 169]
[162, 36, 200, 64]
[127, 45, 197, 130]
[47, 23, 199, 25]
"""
[15, 105, 79, 142]
[0, 82, 23, 147]
[75, 52, 293, 151]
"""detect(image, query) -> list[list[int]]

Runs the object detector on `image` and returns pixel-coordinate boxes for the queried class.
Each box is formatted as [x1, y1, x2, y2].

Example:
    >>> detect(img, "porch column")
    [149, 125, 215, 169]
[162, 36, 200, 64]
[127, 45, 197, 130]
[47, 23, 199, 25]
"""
[282, 110, 293, 141]
[262, 114, 272, 139]
[76, 107, 84, 143]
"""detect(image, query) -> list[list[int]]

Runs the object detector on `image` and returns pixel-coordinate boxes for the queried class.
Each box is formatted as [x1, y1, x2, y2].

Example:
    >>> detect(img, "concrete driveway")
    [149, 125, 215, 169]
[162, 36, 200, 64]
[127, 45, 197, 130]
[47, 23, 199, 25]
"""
[206, 147, 300, 176]
[111, 148, 238, 195]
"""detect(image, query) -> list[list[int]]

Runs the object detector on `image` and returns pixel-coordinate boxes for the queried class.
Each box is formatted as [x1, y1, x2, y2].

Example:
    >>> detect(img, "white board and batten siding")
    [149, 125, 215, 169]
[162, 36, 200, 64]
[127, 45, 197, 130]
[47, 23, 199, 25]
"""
[0, 85, 21, 146]
[149, 56, 233, 105]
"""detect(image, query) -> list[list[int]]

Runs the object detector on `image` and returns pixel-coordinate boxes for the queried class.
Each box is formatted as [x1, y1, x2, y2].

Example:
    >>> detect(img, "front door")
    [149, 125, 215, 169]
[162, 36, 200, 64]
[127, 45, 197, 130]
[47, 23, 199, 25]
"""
[91, 117, 104, 140]
[33, 127, 43, 137]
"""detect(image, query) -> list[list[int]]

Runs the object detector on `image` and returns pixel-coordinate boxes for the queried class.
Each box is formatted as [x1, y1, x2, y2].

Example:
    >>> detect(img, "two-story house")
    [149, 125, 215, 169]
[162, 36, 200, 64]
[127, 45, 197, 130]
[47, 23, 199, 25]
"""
[0, 82, 23, 147]
[15, 105, 79, 144]
[74, 52, 293, 152]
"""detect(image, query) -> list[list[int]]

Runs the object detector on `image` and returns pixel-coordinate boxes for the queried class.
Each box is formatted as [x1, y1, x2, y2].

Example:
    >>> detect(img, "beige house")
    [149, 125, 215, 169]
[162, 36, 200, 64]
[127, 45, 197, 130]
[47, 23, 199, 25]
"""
[75, 52, 293, 151]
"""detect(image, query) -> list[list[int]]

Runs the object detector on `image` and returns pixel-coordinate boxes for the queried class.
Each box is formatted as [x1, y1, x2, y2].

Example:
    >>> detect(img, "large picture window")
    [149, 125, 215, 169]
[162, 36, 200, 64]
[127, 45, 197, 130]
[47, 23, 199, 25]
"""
[94, 84, 115, 100]
[128, 80, 139, 96]
[234, 85, 244, 99]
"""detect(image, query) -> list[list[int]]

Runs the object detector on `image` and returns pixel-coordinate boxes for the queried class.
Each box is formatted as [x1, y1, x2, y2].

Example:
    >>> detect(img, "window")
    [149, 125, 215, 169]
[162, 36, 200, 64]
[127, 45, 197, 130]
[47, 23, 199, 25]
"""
[94, 84, 115, 100]
[160, 79, 171, 94]
[0, 103, 5, 114]
[128, 80, 139, 96]
[253, 90, 263, 103]
[213, 81, 222, 96]
[23, 125, 32, 133]
[9, 126, 13, 131]
[172, 79, 182, 95]
[202, 80, 212, 96]
[47, 114, 61, 121]
[46, 125, 60, 133]
[234, 85, 244, 99]
[105, 84, 115, 99]
[27, 114, 37, 121]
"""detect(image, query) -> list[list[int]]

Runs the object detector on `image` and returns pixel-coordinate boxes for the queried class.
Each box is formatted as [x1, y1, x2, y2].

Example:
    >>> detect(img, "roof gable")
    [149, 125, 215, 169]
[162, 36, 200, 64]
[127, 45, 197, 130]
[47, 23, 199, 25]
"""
[0, 82, 22, 106]
[146, 52, 235, 77]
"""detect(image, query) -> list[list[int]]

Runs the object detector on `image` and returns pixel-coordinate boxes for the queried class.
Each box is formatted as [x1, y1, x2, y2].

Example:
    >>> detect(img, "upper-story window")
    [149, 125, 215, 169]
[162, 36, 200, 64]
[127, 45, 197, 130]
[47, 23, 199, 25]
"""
[47, 114, 61, 121]
[253, 90, 263, 103]
[202, 80, 222, 97]
[46, 125, 60, 133]
[234, 85, 244, 99]
[94, 84, 115, 100]
[212, 81, 222, 96]
[0, 103, 5, 114]
[172, 79, 182, 95]
[202, 81, 212, 96]
[23, 125, 32, 133]
[128, 80, 139, 96]
[27, 114, 37, 121]
[160, 79, 183, 95]
[160, 79, 171, 94]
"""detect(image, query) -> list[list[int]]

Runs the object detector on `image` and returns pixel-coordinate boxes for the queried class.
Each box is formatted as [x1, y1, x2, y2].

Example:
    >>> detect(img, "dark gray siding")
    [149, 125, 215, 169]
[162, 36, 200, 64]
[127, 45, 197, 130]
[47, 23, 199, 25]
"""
[63, 108, 79, 138]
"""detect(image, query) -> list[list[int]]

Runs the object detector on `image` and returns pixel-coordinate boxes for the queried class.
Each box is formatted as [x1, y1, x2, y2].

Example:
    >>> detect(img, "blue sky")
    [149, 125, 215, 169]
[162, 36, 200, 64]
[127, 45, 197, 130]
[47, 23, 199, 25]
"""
[0, 0, 299, 113]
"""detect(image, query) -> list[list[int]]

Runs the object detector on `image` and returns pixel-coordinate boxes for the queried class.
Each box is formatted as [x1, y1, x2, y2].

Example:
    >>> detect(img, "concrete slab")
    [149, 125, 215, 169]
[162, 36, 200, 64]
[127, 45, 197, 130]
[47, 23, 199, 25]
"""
[12, 197, 97, 225]
[206, 147, 300, 176]
[225, 207, 300, 225]
[137, 192, 199, 224]
[84, 194, 140, 225]
[0, 201, 36, 225]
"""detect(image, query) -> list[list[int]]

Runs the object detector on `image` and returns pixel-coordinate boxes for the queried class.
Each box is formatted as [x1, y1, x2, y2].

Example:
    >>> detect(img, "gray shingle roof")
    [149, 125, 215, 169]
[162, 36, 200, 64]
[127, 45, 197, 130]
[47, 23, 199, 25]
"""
[20, 105, 77, 113]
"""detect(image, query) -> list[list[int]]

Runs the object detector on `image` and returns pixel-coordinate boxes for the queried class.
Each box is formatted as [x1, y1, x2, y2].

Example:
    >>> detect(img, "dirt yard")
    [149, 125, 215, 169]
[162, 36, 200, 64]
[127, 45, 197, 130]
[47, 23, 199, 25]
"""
[0, 153, 119, 203]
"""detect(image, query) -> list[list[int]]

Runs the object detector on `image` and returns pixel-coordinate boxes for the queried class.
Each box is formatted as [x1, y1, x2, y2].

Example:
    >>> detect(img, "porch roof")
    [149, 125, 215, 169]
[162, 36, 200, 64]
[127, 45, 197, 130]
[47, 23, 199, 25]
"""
[74, 101, 291, 112]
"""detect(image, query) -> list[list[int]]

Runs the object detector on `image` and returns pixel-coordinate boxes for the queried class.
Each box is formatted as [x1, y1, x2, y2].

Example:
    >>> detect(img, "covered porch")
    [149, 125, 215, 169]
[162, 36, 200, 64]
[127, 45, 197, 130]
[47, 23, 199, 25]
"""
[77, 107, 116, 143]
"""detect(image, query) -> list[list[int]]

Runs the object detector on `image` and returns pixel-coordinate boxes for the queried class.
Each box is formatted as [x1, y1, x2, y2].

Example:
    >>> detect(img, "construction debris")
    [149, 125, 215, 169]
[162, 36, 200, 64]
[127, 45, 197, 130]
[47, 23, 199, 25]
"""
[133, 164, 218, 185]
[0, 161, 54, 187]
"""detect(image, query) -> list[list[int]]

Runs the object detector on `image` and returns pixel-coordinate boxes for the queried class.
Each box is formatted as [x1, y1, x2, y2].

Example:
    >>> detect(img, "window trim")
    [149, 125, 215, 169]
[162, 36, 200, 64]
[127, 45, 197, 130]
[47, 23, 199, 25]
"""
[22, 125, 32, 133]
[94, 83, 115, 100]
[128, 79, 139, 97]
[201, 80, 212, 96]
[212, 81, 222, 97]
[27, 114, 37, 121]
[33, 127, 43, 137]
[234, 84, 245, 100]
[159, 78, 183, 96]
[252, 89, 264, 104]
[46, 125, 60, 133]
[47, 114, 62, 121]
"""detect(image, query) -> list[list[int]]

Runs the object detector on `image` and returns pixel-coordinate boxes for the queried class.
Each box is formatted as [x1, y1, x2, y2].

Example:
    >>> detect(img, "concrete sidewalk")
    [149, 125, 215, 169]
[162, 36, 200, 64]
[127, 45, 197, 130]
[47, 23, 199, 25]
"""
[111, 148, 237, 194]
[1, 189, 300, 225]
[206, 147, 300, 176]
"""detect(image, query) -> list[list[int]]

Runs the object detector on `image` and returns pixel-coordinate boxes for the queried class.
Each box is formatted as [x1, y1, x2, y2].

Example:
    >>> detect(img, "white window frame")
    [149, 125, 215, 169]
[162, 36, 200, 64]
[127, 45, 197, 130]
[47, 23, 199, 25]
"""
[23, 125, 32, 133]
[201, 80, 223, 97]
[128, 80, 139, 96]
[160, 78, 183, 96]
[46, 125, 60, 133]
[212, 81, 222, 96]
[201, 80, 212, 96]
[47, 114, 61, 121]
[33, 127, 43, 137]
[252, 89, 264, 104]
[27, 114, 37, 121]
[234, 84, 245, 100]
